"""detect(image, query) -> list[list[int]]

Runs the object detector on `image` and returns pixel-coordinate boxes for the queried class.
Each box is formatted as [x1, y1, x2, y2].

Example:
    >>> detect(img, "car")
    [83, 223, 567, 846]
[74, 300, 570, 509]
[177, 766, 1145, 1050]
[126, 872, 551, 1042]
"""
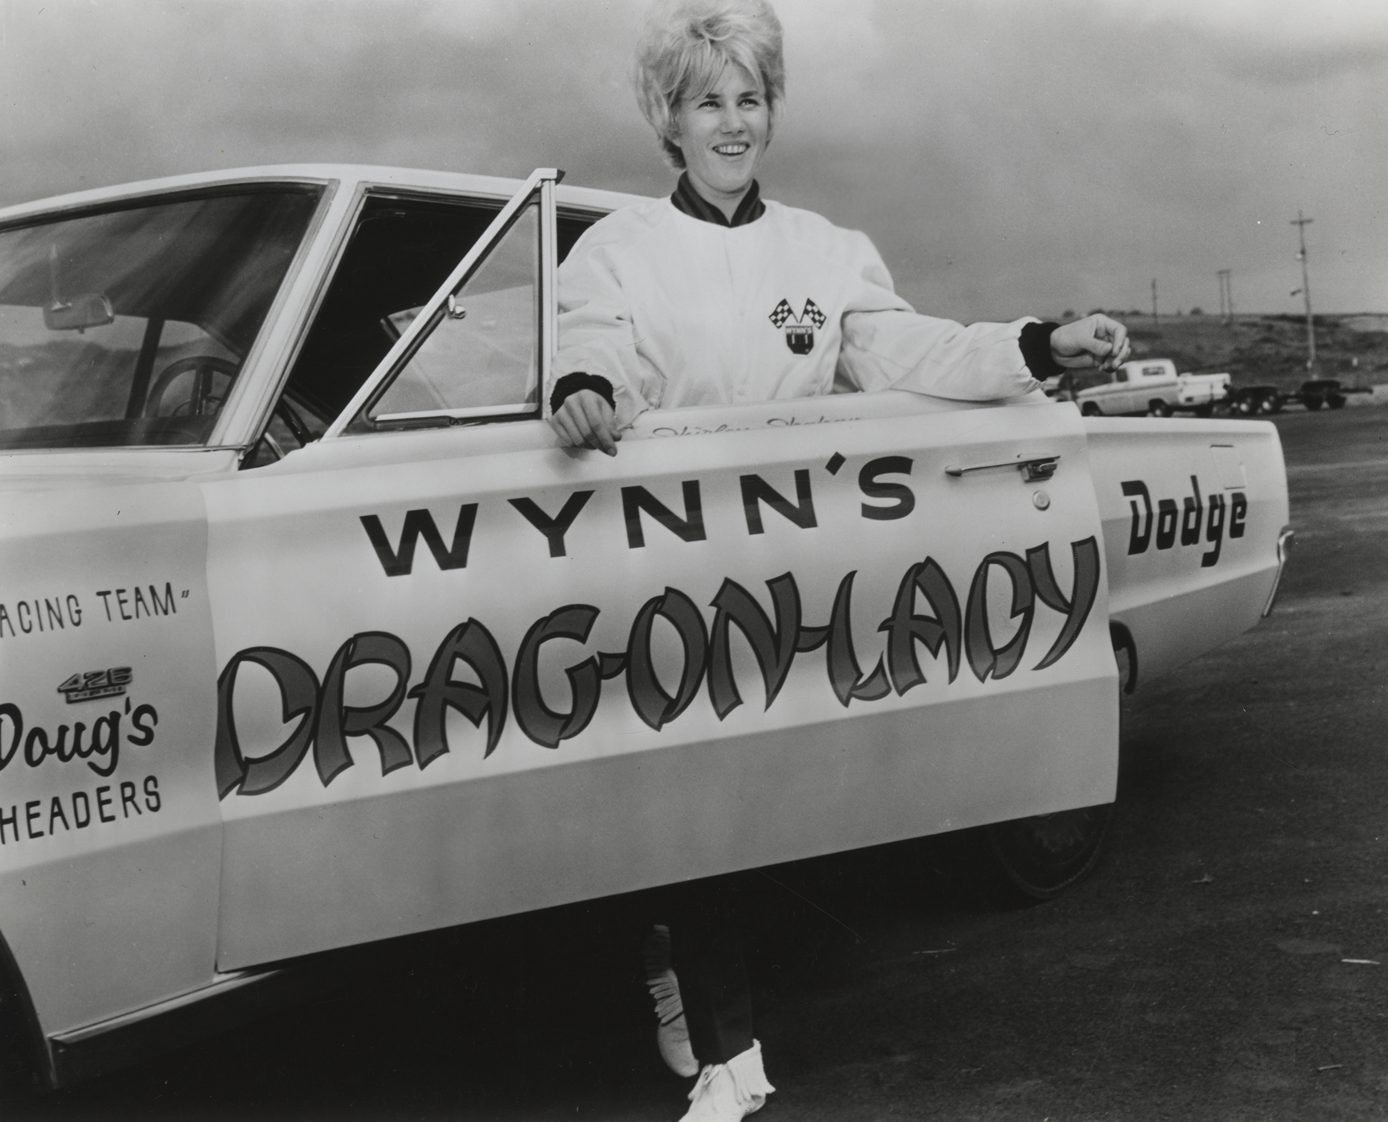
[0, 165, 1292, 1096]
[1295, 378, 1348, 410]
[1228, 383, 1284, 415]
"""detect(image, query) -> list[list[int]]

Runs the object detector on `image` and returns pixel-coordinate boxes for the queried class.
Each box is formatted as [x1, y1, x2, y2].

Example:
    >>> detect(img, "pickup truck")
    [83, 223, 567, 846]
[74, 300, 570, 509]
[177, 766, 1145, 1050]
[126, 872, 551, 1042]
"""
[0, 166, 1292, 1096]
[1075, 358, 1230, 417]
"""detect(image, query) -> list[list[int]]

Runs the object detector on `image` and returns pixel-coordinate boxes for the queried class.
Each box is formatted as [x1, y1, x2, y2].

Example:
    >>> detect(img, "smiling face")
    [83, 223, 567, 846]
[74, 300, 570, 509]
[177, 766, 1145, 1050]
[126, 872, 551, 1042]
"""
[671, 64, 771, 217]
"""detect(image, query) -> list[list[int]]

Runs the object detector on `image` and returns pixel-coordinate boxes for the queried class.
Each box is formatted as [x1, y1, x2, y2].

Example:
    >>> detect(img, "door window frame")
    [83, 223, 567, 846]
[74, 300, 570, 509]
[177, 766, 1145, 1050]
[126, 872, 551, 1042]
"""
[323, 167, 563, 438]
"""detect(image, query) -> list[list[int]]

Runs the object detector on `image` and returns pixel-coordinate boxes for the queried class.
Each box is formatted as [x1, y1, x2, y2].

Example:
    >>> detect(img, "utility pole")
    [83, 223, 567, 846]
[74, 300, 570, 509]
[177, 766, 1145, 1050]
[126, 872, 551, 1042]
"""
[1151, 278, 1159, 323]
[1217, 269, 1233, 324]
[1290, 210, 1316, 369]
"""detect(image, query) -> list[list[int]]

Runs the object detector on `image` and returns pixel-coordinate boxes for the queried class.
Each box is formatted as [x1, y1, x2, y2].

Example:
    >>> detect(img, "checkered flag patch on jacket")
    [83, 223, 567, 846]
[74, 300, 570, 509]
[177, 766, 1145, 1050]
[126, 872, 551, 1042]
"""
[802, 299, 826, 329]
[768, 299, 795, 328]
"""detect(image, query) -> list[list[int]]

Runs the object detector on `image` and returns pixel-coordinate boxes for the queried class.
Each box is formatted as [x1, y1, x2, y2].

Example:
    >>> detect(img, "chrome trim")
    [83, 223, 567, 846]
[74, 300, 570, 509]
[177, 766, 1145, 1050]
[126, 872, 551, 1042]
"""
[324, 168, 564, 440]
[51, 969, 284, 1047]
[47, 966, 319, 1087]
[945, 453, 1061, 483]
[538, 171, 562, 415]
[1262, 527, 1295, 617]
[201, 180, 341, 450]
[373, 402, 533, 425]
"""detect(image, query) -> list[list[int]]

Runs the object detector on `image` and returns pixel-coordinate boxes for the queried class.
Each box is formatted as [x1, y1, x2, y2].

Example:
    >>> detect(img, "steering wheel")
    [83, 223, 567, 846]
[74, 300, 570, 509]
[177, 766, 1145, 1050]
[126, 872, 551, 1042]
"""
[145, 355, 240, 419]
[245, 397, 311, 465]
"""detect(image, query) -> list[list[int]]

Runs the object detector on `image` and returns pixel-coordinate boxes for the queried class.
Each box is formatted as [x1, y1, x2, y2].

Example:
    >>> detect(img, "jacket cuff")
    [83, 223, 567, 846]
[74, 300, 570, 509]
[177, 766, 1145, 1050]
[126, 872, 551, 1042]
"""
[549, 371, 616, 415]
[1019, 321, 1065, 381]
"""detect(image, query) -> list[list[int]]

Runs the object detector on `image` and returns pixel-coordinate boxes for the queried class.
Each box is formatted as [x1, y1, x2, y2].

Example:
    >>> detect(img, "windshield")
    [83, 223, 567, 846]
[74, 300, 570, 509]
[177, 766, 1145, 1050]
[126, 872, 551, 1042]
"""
[0, 186, 321, 450]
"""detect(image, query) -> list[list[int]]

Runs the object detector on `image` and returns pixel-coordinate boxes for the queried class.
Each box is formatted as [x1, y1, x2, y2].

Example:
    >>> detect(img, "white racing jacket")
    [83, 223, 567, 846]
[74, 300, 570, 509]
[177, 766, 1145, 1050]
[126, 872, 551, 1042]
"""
[552, 195, 1045, 428]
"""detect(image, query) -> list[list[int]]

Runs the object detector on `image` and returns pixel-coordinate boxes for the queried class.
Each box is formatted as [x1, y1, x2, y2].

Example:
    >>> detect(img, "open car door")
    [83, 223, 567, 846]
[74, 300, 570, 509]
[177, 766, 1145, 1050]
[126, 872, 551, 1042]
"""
[202, 169, 1118, 971]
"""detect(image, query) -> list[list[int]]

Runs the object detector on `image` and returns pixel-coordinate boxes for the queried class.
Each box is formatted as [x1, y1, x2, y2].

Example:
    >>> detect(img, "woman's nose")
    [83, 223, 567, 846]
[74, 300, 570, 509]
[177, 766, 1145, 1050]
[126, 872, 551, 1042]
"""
[719, 105, 745, 133]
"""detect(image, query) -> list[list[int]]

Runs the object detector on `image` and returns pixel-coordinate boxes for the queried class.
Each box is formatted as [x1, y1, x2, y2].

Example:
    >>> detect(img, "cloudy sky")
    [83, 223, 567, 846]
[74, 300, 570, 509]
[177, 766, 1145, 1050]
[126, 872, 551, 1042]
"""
[1, 0, 1384, 320]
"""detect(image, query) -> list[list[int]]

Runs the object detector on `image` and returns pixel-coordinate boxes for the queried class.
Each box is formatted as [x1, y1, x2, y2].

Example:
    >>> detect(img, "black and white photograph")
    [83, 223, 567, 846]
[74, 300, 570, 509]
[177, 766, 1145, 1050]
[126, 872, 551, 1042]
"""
[0, 1, 1385, 1118]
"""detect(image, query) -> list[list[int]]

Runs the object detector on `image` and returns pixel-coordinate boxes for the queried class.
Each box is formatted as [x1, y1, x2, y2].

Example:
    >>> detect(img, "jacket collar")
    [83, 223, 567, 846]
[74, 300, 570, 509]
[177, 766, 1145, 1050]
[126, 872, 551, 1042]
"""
[671, 172, 766, 227]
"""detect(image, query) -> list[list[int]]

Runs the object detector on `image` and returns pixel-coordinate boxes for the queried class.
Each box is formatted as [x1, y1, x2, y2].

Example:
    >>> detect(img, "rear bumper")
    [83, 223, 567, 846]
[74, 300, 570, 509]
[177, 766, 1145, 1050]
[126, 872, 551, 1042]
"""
[1263, 527, 1295, 617]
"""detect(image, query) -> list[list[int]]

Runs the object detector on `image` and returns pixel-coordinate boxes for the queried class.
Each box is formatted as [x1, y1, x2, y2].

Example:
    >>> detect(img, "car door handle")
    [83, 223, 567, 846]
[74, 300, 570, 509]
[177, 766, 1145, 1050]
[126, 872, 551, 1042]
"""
[945, 454, 1061, 483]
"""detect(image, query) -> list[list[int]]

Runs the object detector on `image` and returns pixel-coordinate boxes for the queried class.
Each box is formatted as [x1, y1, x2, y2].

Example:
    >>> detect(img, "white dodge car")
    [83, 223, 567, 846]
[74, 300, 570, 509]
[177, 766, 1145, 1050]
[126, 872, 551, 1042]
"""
[0, 166, 1290, 1094]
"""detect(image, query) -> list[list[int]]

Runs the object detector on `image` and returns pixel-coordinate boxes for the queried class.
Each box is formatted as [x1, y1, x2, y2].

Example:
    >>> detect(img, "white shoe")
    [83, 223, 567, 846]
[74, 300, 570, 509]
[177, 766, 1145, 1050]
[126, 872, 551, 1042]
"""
[644, 925, 699, 1078]
[677, 1040, 775, 1122]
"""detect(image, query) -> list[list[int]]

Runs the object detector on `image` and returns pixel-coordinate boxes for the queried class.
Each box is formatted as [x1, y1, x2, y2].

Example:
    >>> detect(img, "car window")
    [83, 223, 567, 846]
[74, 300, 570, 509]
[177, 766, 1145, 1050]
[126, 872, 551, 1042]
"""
[271, 176, 589, 454]
[0, 307, 225, 425]
[281, 195, 502, 427]
[369, 198, 540, 422]
[0, 189, 319, 450]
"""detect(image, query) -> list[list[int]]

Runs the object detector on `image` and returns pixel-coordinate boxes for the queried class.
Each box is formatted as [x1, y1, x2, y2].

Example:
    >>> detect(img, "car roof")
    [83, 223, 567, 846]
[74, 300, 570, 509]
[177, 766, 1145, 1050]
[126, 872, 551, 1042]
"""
[0, 164, 644, 223]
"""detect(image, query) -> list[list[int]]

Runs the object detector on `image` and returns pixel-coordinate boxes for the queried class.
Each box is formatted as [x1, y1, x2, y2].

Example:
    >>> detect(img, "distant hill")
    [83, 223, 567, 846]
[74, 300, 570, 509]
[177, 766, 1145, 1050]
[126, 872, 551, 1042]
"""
[1078, 313, 1388, 393]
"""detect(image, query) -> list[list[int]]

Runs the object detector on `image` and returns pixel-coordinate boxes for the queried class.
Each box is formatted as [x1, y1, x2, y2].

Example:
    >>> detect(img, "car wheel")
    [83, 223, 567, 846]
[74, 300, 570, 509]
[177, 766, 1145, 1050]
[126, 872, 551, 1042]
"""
[942, 637, 1128, 907]
[0, 975, 42, 1110]
[1234, 395, 1255, 415]
[1147, 400, 1172, 417]
[1080, 402, 1101, 416]
[976, 803, 1114, 904]
[1329, 396, 1347, 409]
[1305, 398, 1322, 411]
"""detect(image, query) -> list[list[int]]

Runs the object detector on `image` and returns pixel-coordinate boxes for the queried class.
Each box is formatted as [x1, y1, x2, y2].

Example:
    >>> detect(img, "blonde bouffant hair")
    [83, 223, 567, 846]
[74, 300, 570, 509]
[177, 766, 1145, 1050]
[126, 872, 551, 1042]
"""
[633, 0, 786, 169]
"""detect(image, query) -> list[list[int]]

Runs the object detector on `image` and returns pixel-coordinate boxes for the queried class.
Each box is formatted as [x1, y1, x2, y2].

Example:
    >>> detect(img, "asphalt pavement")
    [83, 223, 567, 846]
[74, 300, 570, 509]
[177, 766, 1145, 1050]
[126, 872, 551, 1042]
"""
[35, 402, 1388, 1122]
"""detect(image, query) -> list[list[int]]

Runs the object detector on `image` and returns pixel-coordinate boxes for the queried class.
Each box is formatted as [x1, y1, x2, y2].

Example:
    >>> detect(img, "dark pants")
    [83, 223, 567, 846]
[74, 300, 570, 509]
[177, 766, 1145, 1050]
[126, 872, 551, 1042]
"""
[657, 875, 755, 1066]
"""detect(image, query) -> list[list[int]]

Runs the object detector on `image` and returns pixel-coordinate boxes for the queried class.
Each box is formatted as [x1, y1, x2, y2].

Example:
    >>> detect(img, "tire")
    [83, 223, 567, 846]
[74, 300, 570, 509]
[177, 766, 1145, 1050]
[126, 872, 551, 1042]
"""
[1328, 395, 1347, 409]
[942, 638, 1128, 907]
[1147, 400, 1172, 417]
[977, 804, 1114, 903]
[1304, 398, 1322, 411]
[1234, 395, 1255, 415]
[1080, 402, 1101, 417]
[0, 968, 42, 1109]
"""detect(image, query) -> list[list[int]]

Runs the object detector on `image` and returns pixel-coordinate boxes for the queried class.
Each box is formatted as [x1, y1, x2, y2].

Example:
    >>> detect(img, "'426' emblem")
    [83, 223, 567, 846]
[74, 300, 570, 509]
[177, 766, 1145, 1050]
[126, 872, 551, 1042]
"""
[57, 667, 132, 704]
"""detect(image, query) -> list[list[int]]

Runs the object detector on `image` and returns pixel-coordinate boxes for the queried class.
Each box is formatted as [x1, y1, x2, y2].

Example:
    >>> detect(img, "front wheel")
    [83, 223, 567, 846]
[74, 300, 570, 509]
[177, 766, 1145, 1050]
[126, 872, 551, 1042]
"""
[0, 971, 42, 1110]
[1147, 400, 1172, 417]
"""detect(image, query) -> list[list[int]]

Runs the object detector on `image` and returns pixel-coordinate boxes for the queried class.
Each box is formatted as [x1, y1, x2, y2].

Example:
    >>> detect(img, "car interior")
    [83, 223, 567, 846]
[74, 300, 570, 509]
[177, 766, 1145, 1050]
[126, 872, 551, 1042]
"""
[254, 192, 592, 466]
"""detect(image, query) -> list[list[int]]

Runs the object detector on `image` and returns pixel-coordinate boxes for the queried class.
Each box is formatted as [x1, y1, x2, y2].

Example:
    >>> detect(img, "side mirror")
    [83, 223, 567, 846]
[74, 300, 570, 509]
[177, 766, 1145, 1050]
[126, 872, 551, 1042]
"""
[44, 293, 115, 332]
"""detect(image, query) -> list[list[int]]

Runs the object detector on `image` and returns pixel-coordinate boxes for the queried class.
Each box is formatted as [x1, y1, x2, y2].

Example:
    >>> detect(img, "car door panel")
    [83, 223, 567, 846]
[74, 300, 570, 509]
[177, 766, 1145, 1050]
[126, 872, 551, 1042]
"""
[205, 394, 1114, 969]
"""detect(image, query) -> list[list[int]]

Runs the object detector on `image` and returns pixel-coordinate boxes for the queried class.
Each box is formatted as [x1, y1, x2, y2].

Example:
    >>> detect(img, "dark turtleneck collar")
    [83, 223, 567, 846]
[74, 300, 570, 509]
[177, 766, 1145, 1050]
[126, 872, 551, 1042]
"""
[671, 172, 766, 228]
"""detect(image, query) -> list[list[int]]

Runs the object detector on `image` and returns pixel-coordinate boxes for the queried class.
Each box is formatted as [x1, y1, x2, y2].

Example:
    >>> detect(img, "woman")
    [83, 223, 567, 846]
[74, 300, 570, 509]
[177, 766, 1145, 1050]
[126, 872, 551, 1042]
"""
[547, 0, 1130, 456]
[548, 3, 1130, 1118]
